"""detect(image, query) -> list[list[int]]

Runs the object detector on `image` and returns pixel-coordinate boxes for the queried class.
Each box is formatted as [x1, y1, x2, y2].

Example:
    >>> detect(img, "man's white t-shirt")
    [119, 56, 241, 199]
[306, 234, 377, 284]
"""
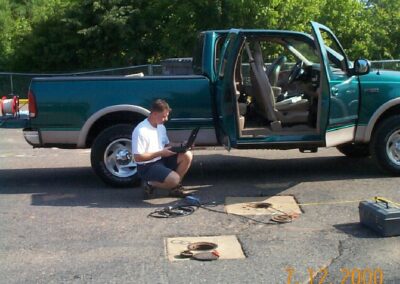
[132, 118, 169, 165]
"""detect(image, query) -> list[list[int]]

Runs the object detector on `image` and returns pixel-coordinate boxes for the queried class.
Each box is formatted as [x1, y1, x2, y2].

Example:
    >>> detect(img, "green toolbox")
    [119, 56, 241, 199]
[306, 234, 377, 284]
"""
[359, 197, 400, 237]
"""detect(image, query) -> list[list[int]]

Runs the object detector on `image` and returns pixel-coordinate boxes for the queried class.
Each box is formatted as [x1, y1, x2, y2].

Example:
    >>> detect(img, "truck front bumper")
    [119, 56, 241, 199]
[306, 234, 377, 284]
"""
[23, 129, 41, 147]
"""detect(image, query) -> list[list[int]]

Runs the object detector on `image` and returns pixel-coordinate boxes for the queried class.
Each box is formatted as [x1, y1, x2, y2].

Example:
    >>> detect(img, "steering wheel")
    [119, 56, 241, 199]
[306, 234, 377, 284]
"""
[287, 60, 304, 84]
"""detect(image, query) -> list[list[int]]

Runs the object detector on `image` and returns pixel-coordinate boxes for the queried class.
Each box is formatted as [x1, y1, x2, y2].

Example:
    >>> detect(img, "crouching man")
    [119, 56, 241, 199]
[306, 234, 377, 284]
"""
[132, 99, 193, 198]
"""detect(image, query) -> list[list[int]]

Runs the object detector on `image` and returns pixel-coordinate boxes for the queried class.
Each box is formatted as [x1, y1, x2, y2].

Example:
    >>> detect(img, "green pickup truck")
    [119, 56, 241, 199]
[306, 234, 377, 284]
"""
[13, 22, 400, 186]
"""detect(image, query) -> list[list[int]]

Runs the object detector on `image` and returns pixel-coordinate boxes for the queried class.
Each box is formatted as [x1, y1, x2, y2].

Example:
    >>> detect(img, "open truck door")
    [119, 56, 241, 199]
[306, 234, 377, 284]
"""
[214, 29, 243, 150]
[311, 22, 361, 147]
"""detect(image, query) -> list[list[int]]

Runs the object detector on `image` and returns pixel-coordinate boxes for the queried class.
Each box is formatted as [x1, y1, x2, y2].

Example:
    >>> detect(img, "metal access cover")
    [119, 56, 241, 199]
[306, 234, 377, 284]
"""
[225, 196, 302, 216]
[187, 242, 218, 251]
[166, 235, 245, 262]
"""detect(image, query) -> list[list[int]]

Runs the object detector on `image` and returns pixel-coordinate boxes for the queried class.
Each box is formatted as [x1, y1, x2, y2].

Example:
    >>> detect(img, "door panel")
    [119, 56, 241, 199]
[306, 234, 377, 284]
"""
[214, 29, 242, 149]
[311, 22, 360, 147]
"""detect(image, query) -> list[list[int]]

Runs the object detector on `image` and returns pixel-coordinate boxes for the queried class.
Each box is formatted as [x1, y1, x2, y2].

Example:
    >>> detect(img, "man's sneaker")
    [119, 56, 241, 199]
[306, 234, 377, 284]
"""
[169, 184, 192, 198]
[143, 182, 155, 199]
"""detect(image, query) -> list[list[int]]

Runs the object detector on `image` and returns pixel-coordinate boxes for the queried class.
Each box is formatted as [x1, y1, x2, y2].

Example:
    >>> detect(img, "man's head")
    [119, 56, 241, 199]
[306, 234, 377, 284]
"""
[150, 99, 171, 125]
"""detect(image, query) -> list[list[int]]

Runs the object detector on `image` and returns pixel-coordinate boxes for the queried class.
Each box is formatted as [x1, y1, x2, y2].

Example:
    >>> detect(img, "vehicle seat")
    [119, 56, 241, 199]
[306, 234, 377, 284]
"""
[246, 42, 309, 126]
[276, 96, 309, 112]
[234, 69, 247, 132]
[234, 78, 247, 116]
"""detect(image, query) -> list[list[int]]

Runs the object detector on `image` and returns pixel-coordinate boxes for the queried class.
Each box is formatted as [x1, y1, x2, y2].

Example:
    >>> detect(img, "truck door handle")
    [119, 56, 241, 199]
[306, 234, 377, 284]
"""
[331, 87, 339, 95]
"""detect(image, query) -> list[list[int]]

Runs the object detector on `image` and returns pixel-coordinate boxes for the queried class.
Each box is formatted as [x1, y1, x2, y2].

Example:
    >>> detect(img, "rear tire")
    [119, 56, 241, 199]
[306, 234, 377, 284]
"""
[371, 116, 400, 175]
[91, 124, 140, 187]
[336, 143, 370, 158]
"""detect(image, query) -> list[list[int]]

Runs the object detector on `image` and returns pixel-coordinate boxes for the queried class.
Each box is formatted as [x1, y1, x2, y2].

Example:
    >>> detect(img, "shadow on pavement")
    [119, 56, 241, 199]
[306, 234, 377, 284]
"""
[333, 222, 382, 239]
[0, 154, 387, 209]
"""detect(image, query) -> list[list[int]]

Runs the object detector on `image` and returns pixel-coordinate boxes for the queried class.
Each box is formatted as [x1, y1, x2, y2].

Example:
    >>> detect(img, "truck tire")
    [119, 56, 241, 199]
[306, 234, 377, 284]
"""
[91, 124, 140, 187]
[336, 143, 370, 158]
[371, 116, 400, 175]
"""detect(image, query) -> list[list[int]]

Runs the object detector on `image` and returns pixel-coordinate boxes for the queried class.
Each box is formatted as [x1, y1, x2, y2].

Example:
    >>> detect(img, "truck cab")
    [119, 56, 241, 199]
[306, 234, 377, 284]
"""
[211, 22, 370, 152]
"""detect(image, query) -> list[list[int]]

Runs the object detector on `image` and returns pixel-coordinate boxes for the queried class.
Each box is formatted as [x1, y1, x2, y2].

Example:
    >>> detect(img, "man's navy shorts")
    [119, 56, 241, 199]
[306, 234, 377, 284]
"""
[137, 155, 178, 183]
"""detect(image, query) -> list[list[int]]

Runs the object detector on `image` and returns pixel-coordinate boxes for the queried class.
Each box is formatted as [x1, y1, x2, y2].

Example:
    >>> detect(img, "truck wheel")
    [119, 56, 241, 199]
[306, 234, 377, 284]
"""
[91, 124, 140, 187]
[336, 143, 370, 158]
[371, 116, 400, 175]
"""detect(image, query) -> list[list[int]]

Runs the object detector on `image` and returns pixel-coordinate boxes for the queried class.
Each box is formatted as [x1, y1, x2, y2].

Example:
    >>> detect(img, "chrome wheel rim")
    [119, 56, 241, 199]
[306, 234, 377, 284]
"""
[386, 130, 400, 166]
[104, 138, 137, 178]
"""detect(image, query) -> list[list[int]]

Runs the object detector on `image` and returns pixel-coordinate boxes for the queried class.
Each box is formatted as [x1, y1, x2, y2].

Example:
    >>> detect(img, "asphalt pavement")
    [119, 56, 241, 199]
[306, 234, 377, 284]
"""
[0, 128, 399, 284]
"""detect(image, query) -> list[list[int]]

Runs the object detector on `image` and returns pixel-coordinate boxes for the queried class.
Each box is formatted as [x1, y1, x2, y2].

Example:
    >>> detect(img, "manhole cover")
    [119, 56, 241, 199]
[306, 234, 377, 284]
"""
[166, 235, 245, 262]
[225, 196, 302, 216]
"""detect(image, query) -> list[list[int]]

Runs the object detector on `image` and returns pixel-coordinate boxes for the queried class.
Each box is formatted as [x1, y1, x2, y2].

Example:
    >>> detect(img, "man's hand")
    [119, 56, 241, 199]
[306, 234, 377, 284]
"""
[160, 146, 176, 157]
[169, 141, 195, 150]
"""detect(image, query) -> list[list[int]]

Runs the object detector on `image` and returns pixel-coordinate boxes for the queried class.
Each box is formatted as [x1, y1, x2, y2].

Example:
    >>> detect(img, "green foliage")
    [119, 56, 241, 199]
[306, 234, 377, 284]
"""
[364, 0, 400, 59]
[0, 0, 399, 72]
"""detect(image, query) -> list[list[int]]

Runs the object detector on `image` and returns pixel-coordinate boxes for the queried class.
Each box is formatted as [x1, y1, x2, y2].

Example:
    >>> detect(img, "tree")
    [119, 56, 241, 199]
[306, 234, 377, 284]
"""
[364, 0, 400, 59]
[315, 0, 373, 59]
[0, 0, 398, 72]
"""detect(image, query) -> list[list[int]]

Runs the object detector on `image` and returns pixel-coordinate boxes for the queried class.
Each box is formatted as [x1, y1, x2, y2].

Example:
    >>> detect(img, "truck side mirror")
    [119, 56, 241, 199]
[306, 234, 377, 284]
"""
[353, 59, 370, 75]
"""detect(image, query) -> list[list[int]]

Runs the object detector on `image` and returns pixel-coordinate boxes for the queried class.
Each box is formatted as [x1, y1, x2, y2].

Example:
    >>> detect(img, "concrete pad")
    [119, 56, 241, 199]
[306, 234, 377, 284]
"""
[166, 235, 246, 262]
[225, 196, 302, 216]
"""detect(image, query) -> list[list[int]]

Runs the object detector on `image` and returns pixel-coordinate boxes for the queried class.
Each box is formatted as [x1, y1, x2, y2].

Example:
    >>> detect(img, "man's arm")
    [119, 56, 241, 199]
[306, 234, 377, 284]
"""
[133, 147, 175, 162]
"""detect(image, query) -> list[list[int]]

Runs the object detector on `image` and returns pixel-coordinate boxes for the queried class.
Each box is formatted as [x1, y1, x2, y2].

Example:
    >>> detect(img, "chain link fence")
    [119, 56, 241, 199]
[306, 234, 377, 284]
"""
[370, 60, 400, 71]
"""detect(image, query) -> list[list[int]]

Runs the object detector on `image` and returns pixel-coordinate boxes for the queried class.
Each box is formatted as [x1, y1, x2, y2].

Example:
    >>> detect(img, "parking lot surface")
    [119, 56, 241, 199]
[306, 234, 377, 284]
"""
[0, 129, 399, 283]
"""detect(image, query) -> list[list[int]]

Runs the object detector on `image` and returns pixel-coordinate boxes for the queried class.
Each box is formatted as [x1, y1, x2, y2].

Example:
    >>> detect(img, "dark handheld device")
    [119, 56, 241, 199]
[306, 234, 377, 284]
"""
[170, 127, 200, 153]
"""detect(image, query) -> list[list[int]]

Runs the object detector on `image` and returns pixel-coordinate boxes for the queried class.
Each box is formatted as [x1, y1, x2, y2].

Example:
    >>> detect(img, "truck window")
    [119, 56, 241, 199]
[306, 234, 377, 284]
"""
[284, 39, 320, 64]
[259, 41, 297, 72]
[192, 33, 205, 75]
[319, 30, 349, 75]
[218, 34, 235, 78]
[215, 36, 227, 75]
[237, 39, 317, 86]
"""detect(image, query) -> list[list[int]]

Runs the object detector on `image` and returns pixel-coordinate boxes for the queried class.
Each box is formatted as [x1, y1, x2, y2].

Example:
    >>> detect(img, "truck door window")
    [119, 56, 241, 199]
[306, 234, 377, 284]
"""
[215, 36, 226, 75]
[193, 33, 205, 75]
[219, 34, 236, 78]
[319, 30, 349, 76]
